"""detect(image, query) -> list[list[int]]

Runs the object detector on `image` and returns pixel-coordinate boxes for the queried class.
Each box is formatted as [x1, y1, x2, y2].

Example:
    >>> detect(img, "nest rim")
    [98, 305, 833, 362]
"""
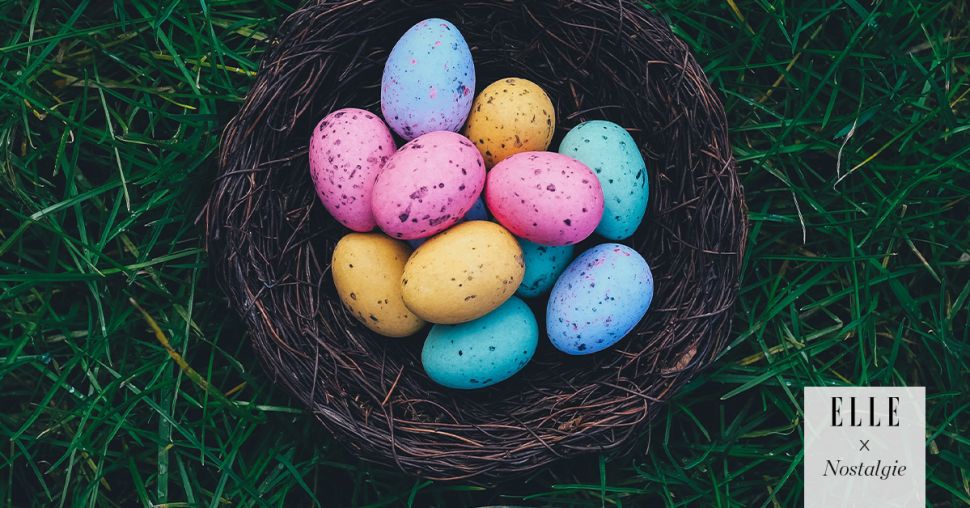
[205, 0, 748, 483]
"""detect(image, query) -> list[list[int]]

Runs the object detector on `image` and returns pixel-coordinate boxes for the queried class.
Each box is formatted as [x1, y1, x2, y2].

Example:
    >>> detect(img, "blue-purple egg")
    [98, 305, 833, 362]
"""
[546, 243, 653, 355]
[381, 19, 475, 140]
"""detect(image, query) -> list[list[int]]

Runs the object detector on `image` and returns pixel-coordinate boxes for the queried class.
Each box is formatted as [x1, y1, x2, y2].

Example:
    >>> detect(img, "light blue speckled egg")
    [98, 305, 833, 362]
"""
[558, 121, 648, 240]
[546, 243, 653, 355]
[407, 197, 488, 249]
[517, 239, 574, 298]
[381, 18, 475, 140]
[421, 297, 538, 389]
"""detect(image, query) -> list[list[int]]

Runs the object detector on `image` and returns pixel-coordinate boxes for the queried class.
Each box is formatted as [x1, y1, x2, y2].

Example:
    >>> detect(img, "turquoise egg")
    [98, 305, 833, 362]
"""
[558, 120, 648, 240]
[546, 243, 653, 355]
[421, 297, 538, 389]
[517, 239, 574, 298]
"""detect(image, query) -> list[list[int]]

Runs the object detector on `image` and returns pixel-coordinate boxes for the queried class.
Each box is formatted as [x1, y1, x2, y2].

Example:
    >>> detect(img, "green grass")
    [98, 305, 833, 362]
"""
[1, 0, 967, 506]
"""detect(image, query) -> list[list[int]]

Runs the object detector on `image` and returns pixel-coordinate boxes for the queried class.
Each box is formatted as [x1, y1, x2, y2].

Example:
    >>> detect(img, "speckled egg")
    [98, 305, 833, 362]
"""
[407, 197, 488, 249]
[331, 233, 425, 337]
[546, 243, 653, 355]
[421, 297, 538, 389]
[372, 131, 485, 240]
[517, 239, 574, 298]
[559, 120, 648, 240]
[463, 78, 555, 167]
[486, 152, 604, 246]
[381, 18, 475, 140]
[402, 221, 524, 324]
[309, 108, 396, 231]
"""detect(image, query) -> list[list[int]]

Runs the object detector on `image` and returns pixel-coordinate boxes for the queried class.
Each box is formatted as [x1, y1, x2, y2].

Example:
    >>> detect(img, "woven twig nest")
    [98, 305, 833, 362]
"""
[205, 0, 747, 482]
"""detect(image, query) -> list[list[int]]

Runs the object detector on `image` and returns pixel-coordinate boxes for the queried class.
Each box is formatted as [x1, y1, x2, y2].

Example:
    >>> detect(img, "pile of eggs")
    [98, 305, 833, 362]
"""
[310, 19, 654, 390]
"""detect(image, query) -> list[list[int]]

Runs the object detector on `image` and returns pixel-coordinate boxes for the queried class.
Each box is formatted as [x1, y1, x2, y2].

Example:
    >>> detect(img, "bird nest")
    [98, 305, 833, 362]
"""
[204, 0, 747, 482]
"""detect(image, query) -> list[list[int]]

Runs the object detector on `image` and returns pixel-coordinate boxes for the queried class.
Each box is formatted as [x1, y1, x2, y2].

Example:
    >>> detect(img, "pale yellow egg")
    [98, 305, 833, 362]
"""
[402, 221, 524, 324]
[331, 233, 425, 337]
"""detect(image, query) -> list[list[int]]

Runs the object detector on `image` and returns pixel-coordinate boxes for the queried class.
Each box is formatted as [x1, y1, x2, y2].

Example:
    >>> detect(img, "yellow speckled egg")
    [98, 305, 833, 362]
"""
[463, 78, 555, 167]
[402, 221, 524, 324]
[331, 233, 425, 337]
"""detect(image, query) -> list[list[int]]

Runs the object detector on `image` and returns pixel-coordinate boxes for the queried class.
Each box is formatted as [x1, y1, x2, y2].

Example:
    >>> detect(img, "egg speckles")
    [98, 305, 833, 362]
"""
[407, 197, 488, 249]
[421, 297, 538, 389]
[463, 78, 555, 167]
[381, 18, 475, 140]
[315, 19, 666, 375]
[372, 131, 485, 240]
[486, 151, 604, 246]
[331, 233, 426, 337]
[309, 108, 396, 232]
[559, 120, 649, 240]
[402, 221, 524, 324]
[546, 243, 653, 355]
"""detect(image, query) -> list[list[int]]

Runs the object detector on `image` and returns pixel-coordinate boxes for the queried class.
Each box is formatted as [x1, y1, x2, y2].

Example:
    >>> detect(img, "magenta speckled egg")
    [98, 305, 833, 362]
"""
[372, 131, 485, 240]
[309, 108, 396, 231]
[485, 152, 604, 246]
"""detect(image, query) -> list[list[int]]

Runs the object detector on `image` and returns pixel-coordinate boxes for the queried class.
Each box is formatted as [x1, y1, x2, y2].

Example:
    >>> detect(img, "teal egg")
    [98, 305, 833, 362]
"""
[558, 120, 648, 240]
[421, 297, 538, 389]
[517, 239, 574, 298]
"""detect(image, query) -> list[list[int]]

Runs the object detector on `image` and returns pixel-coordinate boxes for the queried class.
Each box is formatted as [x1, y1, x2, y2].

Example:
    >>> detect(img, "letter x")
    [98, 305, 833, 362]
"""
[859, 439, 870, 451]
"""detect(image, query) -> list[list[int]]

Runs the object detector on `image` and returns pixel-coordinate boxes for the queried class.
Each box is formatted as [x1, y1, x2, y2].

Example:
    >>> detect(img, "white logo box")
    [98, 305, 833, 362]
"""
[804, 386, 925, 507]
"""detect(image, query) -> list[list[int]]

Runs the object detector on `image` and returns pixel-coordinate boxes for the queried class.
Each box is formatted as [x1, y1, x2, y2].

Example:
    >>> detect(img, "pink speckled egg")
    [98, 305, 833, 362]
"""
[486, 152, 604, 246]
[372, 131, 485, 240]
[309, 108, 396, 232]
